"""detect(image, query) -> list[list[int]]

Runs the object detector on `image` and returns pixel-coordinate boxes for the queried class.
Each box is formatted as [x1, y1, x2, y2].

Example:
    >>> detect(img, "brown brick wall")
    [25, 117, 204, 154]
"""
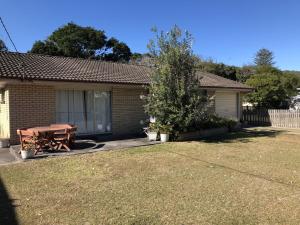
[6, 83, 147, 144]
[8, 84, 56, 144]
[111, 87, 147, 136]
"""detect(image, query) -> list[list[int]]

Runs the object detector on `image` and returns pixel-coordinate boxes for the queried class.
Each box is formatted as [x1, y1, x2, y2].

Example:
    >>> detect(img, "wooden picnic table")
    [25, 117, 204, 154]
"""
[27, 126, 62, 134]
[19, 124, 77, 153]
[27, 124, 76, 151]
[26, 126, 61, 152]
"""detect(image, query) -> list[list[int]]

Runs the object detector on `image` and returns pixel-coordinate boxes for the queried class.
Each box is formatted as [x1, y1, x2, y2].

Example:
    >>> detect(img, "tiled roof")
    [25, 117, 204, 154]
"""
[196, 71, 252, 90]
[0, 51, 252, 90]
[0, 51, 151, 84]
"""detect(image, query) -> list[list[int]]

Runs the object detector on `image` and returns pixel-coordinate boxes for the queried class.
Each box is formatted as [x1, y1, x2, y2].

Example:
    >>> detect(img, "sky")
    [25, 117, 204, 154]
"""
[1, 0, 300, 70]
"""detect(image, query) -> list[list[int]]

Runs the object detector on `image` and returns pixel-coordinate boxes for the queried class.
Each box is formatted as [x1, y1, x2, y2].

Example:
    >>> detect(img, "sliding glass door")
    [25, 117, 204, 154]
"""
[56, 90, 111, 134]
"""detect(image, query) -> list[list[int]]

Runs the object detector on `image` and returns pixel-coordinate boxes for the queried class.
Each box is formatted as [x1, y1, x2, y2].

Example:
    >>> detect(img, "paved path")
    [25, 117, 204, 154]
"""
[0, 148, 16, 165]
[11, 138, 160, 161]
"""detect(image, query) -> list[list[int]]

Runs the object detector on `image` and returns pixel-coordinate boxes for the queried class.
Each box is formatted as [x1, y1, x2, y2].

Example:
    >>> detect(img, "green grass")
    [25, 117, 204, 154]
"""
[1, 128, 300, 225]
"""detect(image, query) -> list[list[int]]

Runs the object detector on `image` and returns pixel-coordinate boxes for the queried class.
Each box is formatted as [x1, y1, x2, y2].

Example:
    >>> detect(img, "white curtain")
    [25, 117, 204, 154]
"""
[94, 91, 111, 132]
[56, 90, 111, 134]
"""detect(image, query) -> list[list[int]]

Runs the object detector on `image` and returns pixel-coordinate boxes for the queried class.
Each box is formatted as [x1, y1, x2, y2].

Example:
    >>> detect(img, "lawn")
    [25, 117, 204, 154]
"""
[1, 128, 300, 225]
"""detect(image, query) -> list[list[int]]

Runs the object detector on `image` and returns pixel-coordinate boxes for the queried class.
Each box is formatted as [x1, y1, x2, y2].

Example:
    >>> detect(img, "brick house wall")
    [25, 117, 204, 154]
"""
[1, 82, 246, 144]
[6, 83, 147, 144]
[8, 84, 56, 144]
[112, 87, 146, 136]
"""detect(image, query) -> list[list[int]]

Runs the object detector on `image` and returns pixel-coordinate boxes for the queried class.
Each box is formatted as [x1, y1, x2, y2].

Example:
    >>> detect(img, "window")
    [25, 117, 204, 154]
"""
[56, 90, 111, 134]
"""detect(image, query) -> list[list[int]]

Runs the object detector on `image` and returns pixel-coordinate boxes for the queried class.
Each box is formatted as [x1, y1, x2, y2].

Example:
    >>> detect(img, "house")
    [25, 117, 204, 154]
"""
[0, 52, 252, 144]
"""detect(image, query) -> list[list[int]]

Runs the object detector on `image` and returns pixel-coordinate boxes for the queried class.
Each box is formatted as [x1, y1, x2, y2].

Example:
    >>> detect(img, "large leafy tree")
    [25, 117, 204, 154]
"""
[145, 26, 208, 134]
[30, 23, 132, 62]
[0, 39, 8, 51]
[245, 67, 299, 108]
[197, 59, 238, 80]
[246, 74, 287, 108]
[246, 50, 299, 108]
[254, 48, 275, 67]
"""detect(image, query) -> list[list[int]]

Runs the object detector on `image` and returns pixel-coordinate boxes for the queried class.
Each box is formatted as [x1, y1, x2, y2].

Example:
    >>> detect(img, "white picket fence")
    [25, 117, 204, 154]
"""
[243, 107, 300, 128]
[268, 109, 300, 128]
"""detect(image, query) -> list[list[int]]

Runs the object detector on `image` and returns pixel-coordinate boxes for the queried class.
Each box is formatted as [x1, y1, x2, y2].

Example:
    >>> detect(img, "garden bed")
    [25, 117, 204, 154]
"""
[177, 127, 229, 141]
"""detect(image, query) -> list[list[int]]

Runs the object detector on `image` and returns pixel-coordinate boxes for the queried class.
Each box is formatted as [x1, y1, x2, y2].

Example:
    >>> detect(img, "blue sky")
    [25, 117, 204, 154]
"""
[1, 0, 300, 70]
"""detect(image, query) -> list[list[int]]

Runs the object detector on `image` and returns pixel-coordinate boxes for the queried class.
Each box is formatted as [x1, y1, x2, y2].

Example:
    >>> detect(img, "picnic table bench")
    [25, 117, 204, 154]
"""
[17, 124, 77, 155]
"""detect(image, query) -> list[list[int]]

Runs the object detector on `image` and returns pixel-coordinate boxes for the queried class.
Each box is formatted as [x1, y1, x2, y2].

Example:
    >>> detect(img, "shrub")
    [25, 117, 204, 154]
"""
[144, 26, 209, 136]
[192, 115, 237, 131]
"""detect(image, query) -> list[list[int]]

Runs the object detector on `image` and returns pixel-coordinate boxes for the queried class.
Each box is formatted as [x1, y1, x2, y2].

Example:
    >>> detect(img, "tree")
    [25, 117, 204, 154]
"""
[30, 22, 132, 62]
[254, 48, 275, 67]
[145, 26, 209, 134]
[0, 39, 8, 51]
[197, 59, 239, 81]
[31, 40, 62, 56]
[236, 65, 256, 83]
[102, 38, 132, 62]
[245, 62, 299, 109]
[281, 72, 300, 97]
[245, 72, 297, 109]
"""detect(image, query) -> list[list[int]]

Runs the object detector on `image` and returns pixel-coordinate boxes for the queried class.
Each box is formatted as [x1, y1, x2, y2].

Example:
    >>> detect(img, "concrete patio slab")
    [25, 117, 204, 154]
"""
[10, 138, 161, 161]
[0, 148, 17, 165]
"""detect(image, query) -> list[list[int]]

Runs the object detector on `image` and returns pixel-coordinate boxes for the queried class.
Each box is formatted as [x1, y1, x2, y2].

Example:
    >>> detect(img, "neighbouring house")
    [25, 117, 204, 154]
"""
[0, 52, 252, 144]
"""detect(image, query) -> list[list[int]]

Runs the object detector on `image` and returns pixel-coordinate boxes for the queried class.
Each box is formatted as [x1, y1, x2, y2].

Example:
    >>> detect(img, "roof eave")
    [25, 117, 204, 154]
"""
[0, 76, 150, 86]
[201, 86, 253, 92]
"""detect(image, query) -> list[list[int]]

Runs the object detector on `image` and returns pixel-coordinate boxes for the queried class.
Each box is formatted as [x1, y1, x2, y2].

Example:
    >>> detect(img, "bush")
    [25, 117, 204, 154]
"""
[192, 115, 237, 131]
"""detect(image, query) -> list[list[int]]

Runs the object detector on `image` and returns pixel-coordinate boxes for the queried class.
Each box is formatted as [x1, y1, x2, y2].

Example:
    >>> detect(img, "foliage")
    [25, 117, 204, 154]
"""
[144, 26, 209, 136]
[0, 39, 8, 51]
[245, 65, 300, 108]
[156, 123, 173, 134]
[254, 48, 275, 67]
[148, 123, 159, 132]
[102, 38, 132, 62]
[255, 65, 281, 75]
[246, 73, 289, 108]
[236, 65, 256, 83]
[31, 40, 63, 56]
[30, 22, 132, 62]
[22, 136, 37, 151]
[281, 72, 300, 96]
[192, 114, 237, 131]
[197, 59, 239, 81]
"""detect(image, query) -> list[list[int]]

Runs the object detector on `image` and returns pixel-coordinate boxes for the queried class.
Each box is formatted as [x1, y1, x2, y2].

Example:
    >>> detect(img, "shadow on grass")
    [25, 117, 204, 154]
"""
[199, 128, 283, 143]
[0, 177, 19, 225]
